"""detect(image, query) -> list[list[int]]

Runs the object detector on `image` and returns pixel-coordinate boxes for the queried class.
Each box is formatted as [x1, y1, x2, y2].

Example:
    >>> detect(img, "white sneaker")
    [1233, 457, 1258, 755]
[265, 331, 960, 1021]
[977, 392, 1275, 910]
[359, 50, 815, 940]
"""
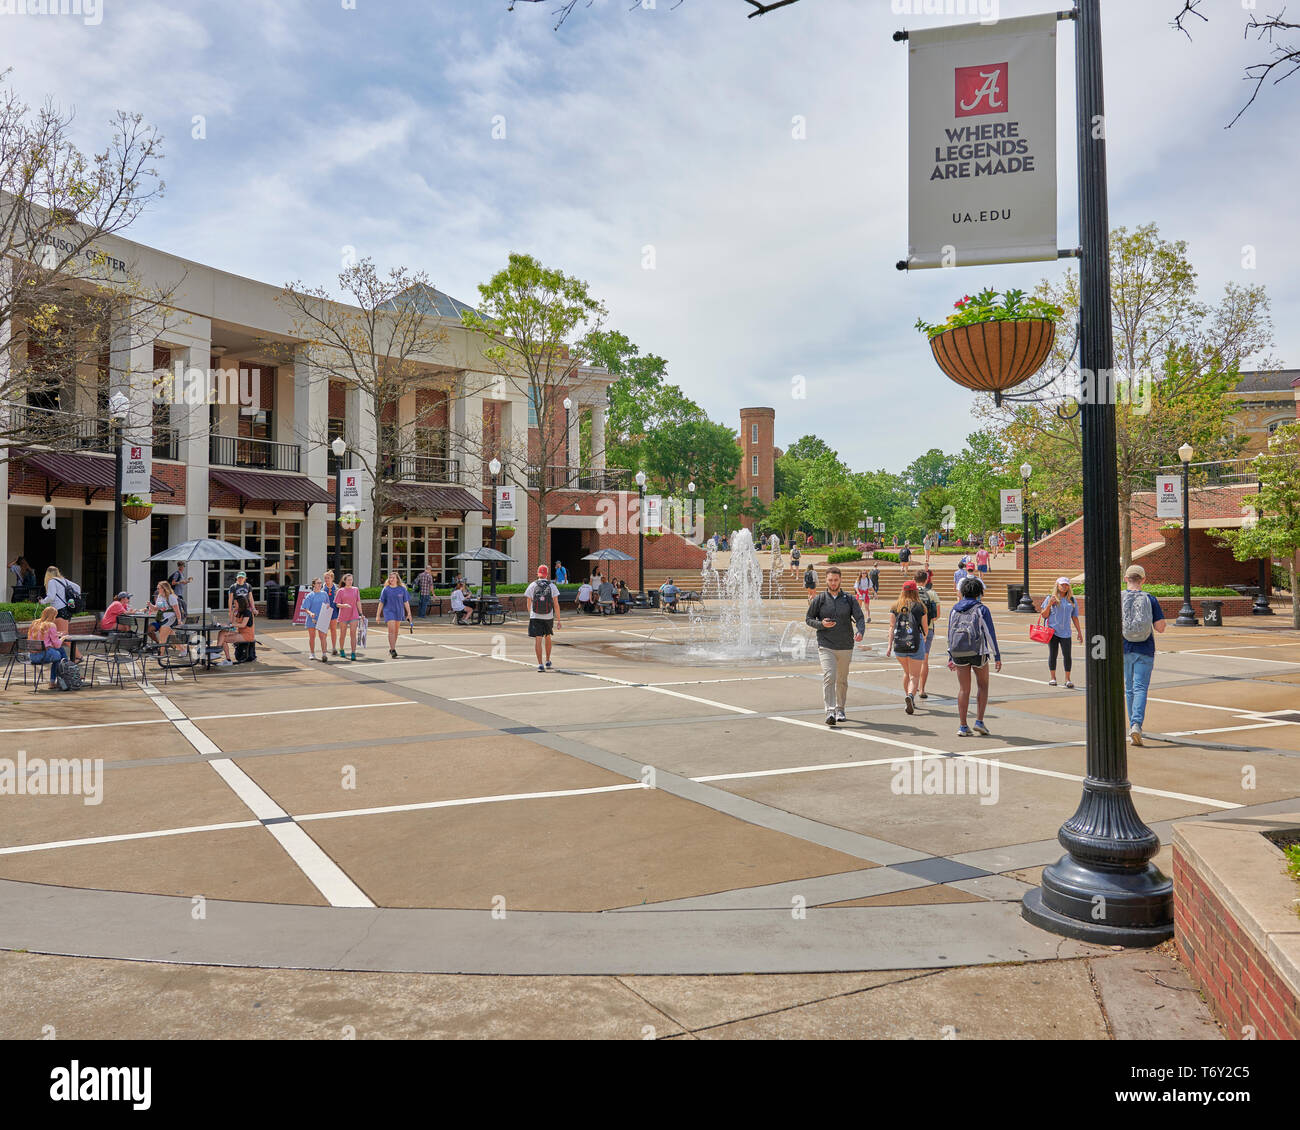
[1130, 725, 1143, 746]
[835, 709, 847, 722]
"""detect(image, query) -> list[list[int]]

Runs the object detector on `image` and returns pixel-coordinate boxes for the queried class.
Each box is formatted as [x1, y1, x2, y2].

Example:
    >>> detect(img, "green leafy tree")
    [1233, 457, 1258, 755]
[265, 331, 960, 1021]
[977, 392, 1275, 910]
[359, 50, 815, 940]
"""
[762, 493, 804, 543]
[1209, 422, 1300, 629]
[642, 417, 740, 497]
[904, 448, 955, 497]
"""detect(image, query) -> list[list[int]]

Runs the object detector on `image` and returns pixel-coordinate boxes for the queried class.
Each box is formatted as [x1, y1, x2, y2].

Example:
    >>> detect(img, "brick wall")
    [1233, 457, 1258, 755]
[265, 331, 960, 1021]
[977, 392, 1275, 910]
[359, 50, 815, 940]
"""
[1173, 845, 1300, 1040]
[524, 490, 706, 573]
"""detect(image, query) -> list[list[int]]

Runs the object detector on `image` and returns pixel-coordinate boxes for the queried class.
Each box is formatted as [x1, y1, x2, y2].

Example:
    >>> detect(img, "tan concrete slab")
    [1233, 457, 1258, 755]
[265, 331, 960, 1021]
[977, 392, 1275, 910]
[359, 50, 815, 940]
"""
[1091, 949, 1223, 1039]
[304, 790, 874, 910]
[239, 736, 633, 815]
[1260, 671, 1300, 686]
[0, 761, 255, 851]
[617, 971, 918, 1032]
[694, 959, 1108, 1038]
[196, 702, 486, 752]
[1146, 680, 1300, 714]
[441, 685, 725, 727]
[0, 826, 329, 904]
[823, 884, 985, 908]
[9, 723, 198, 764]
[0, 951, 681, 1039]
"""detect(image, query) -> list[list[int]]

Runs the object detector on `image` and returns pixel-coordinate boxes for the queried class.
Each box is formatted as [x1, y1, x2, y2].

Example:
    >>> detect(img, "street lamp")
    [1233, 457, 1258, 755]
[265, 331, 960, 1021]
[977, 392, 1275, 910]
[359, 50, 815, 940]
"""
[108, 391, 130, 598]
[1252, 472, 1273, 615]
[562, 397, 572, 488]
[488, 457, 502, 596]
[1016, 462, 1035, 612]
[1175, 443, 1197, 626]
[635, 469, 647, 594]
[331, 436, 347, 576]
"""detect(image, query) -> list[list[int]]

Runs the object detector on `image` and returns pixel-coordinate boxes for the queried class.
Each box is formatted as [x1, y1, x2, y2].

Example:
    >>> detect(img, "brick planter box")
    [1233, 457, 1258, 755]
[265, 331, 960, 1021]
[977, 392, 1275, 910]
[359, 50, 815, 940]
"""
[1071, 595, 1261, 619]
[1173, 816, 1300, 1040]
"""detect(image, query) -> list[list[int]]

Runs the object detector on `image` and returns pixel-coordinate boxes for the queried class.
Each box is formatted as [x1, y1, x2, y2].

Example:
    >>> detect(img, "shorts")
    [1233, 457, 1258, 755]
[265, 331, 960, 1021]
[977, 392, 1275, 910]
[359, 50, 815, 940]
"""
[155, 611, 177, 630]
[952, 654, 989, 668]
[528, 618, 554, 637]
[978, 564, 988, 573]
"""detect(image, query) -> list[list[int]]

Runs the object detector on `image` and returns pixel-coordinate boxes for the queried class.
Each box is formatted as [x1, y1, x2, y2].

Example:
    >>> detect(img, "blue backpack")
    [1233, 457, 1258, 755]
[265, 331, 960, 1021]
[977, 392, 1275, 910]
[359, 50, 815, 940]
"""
[947, 603, 987, 659]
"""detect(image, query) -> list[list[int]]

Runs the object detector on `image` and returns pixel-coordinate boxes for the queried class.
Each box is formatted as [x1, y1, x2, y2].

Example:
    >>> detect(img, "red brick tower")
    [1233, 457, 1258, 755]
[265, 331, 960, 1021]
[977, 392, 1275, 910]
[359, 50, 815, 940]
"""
[735, 407, 776, 529]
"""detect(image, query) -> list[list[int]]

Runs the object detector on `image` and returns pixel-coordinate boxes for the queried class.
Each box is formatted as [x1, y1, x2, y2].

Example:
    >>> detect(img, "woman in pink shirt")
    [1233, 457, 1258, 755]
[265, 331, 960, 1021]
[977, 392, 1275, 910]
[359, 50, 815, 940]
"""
[334, 572, 362, 661]
[975, 546, 990, 574]
[27, 607, 68, 691]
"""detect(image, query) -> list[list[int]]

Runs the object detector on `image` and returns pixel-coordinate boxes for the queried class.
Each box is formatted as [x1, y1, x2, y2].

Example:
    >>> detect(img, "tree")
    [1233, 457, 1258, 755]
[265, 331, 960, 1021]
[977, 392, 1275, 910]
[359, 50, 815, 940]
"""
[462, 254, 608, 571]
[775, 435, 837, 498]
[642, 417, 740, 498]
[946, 432, 1021, 539]
[797, 452, 861, 541]
[762, 493, 804, 544]
[1209, 423, 1300, 628]
[978, 223, 1273, 566]
[277, 262, 454, 584]
[904, 448, 955, 497]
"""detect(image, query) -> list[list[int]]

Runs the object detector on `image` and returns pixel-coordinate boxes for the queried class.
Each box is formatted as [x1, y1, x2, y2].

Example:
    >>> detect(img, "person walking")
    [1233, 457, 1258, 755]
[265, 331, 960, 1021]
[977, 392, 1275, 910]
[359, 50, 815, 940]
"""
[975, 543, 990, 576]
[379, 571, 412, 659]
[915, 569, 941, 700]
[790, 544, 801, 576]
[868, 562, 879, 599]
[322, 570, 342, 656]
[898, 541, 912, 577]
[886, 580, 928, 715]
[803, 563, 817, 600]
[806, 565, 865, 727]
[946, 576, 1003, 736]
[40, 566, 79, 635]
[955, 557, 980, 596]
[554, 561, 568, 585]
[854, 570, 872, 624]
[1039, 577, 1083, 688]
[167, 563, 190, 618]
[414, 565, 436, 620]
[525, 564, 561, 671]
[1121, 564, 1165, 746]
[27, 607, 68, 691]
[301, 579, 331, 661]
[923, 532, 934, 568]
[335, 573, 361, 659]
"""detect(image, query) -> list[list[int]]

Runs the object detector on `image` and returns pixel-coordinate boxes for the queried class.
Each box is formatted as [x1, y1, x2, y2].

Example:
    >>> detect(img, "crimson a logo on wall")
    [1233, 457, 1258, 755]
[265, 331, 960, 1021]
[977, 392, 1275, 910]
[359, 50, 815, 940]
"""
[955, 62, 1008, 117]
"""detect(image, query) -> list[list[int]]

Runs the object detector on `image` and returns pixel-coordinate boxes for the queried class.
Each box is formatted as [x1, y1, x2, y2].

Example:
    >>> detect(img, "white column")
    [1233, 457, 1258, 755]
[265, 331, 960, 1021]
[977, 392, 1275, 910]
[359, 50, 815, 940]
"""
[293, 349, 329, 588]
[499, 400, 526, 585]
[567, 403, 581, 484]
[169, 323, 212, 549]
[452, 391, 485, 584]
[110, 302, 158, 603]
[0, 259, 10, 592]
[590, 402, 606, 472]
[346, 382, 378, 586]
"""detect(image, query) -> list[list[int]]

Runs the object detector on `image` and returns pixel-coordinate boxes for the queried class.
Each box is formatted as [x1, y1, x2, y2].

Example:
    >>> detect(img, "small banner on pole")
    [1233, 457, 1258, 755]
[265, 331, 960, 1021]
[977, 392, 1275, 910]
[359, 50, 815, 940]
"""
[905, 13, 1057, 269]
[999, 488, 1023, 525]
[644, 496, 662, 532]
[495, 486, 517, 524]
[339, 469, 369, 510]
[121, 442, 152, 495]
[1155, 475, 1182, 520]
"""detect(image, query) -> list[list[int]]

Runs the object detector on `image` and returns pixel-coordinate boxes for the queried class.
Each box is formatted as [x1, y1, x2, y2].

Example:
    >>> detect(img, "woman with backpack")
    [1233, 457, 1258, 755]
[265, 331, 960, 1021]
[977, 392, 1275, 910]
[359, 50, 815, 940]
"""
[914, 569, 941, 699]
[41, 566, 81, 634]
[946, 576, 1002, 737]
[1039, 577, 1083, 687]
[27, 607, 69, 691]
[885, 580, 928, 714]
[146, 579, 185, 647]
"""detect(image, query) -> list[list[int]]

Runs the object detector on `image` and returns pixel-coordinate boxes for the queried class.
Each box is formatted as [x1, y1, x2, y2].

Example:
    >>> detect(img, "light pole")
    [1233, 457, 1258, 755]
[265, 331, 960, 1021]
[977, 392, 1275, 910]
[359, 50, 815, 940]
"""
[562, 397, 572, 488]
[1175, 442, 1197, 626]
[331, 436, 347, 576]
[635, 470, 647, 594]
[687, 480, 696, 543]
[1252, 473, 1273, 615]
[488, 457, 502, 596]
[109, 391, 130, 598]
[1016, 462, 1035, 612]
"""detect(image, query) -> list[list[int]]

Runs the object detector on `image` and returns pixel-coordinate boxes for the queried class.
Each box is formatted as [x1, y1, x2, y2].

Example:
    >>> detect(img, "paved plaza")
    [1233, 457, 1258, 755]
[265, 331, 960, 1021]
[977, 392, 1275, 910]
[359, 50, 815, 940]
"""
[2, 604, 1298, 1037]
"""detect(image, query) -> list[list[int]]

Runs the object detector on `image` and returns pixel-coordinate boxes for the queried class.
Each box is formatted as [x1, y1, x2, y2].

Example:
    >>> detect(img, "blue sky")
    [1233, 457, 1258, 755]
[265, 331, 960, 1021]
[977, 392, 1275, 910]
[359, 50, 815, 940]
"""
[6, 0, 1296, 474]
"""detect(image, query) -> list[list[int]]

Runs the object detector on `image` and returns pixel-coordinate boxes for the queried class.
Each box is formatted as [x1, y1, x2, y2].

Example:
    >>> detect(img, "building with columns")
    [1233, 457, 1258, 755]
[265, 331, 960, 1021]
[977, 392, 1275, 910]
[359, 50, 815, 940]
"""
[1, 229, 653, 612]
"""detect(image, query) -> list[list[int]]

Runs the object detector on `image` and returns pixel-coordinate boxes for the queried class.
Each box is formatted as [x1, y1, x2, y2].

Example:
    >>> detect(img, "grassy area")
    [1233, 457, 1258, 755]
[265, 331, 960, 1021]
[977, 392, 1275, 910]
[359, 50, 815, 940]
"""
[0, 601, 41, 622]
[1071, 584, 1238, 597]
[359, 584, 529, 599]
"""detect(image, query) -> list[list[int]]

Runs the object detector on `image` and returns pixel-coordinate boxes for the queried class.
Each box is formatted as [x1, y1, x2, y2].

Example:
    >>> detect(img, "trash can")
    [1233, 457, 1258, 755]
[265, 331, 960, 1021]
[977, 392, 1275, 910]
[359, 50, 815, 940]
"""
[647, 590, 660, 609]
[265, 583, 288, 620]
[1202, 599, 1223, 627]
[1007, 583, 1025, 611]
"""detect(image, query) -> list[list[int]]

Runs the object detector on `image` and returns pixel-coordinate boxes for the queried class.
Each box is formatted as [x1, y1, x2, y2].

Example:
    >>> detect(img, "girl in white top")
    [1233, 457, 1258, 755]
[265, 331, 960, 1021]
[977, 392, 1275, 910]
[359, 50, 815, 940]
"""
[854, 571, 872, 623]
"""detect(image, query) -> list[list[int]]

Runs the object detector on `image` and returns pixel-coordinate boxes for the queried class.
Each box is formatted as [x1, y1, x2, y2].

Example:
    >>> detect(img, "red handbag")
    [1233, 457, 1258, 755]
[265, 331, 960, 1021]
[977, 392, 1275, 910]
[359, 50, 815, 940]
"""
[1029, 616, 1054, 644]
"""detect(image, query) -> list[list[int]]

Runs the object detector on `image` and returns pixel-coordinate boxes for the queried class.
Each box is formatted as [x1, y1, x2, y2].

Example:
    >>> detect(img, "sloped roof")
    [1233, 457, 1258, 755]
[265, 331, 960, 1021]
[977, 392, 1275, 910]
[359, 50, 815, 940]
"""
[388, 283, 479, 320]
[1233, 369, 1300, 394]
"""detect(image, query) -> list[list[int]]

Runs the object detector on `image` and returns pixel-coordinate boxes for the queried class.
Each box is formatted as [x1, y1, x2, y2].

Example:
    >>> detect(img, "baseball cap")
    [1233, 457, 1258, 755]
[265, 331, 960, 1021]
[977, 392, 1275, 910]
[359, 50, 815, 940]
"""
[902, 580, 918, 592]
[537, 565, 549, 577]
[236, 571, 247, 579]
[965, 560, 977, 569]
[115, 591, 131, 601]
[1056, 576, 1071, 587]
[1125, 564, 1145, 580]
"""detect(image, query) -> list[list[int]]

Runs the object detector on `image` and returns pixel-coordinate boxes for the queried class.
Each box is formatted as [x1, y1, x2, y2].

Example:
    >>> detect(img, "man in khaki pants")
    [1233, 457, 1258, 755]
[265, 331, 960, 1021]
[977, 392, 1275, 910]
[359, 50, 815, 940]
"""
[805, 565, 865, 727]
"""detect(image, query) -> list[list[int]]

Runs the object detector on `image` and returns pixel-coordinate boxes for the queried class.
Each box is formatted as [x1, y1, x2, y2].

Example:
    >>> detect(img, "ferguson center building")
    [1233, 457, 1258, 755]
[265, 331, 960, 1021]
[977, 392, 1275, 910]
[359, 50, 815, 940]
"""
[2, 232, 701, 611]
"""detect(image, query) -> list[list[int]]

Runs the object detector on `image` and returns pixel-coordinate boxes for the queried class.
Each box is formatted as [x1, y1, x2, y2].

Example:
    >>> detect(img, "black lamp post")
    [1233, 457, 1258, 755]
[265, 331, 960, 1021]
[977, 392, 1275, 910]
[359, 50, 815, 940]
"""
[1175, 442, 1197, 626]
[488, 457, 501, 596]
[109, 391, 129, 598]
[1031, 491, 1040, 543]
[331, 436, 347, 576]
[562, 397, 572, 488]
[1252, 475, 1273, 615]
[1021, 0, 1172, 946]
[1015, 462, 1036, 612]
[635, 469, 647, 595]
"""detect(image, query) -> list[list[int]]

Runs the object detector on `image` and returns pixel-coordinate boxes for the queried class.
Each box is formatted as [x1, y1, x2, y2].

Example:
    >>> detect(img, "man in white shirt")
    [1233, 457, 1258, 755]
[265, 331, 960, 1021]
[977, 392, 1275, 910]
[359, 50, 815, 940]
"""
[524, 565, 562, 671]
[576, 580, 594, 613]
[450, 582, 468, 625]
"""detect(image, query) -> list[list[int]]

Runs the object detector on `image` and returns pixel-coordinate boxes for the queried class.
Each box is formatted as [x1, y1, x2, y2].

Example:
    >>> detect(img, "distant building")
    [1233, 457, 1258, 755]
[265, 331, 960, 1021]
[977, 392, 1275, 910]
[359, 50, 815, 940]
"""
[733, 407, 777, 530]
[1226, 369, 1300, 455]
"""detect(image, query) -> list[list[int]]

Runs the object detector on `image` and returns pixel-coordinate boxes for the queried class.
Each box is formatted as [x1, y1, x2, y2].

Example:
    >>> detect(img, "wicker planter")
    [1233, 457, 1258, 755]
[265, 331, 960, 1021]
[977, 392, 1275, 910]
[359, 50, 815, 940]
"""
[929, 319, 1055, 399]
[496, 526, 516, 540]
[122, 503, 153, 522]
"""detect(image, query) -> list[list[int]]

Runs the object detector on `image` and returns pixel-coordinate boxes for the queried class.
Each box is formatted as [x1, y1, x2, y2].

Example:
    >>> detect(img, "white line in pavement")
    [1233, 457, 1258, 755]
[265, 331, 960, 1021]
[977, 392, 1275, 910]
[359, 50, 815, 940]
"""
[452, 685, 626, 701]
[294, 782, 645, 823]
[139, 683, 375, 909]
[192, 702, 418, 722]
[1174, 653, 1298, 666]
[0, 718, 169, 734]
[1161, 721, 1293, 737]
[0, 820, 263, 856]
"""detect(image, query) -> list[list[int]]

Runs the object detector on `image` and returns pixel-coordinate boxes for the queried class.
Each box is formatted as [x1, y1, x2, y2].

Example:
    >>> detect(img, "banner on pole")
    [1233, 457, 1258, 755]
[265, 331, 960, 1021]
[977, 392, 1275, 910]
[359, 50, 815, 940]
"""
[644, 496, 662, 532]
[1155, 475, 1182, 520]
[340, 469, 369, 510]
[495, 486, 516, 524]
[999, 488, 1023, 525]
[905, 13, 1057, 269]
[121, 443, 151, 495]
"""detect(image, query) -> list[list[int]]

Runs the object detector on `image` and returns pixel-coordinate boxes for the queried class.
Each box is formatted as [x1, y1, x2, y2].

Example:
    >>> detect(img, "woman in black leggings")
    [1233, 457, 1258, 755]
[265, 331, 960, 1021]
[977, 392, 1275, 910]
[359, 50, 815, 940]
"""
[1040, 578, 1083, 687]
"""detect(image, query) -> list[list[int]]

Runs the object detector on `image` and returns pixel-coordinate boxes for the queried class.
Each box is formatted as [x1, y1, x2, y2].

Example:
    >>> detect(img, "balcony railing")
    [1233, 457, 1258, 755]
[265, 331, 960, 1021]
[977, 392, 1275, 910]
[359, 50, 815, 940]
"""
[5, 400, 178, 460]
[383, 454, 461, 484]
[152, 426, 178, 461]
[210, 433, 302, 473]
[1154, 456, 1295, 490]
[525, 465, 632, 492]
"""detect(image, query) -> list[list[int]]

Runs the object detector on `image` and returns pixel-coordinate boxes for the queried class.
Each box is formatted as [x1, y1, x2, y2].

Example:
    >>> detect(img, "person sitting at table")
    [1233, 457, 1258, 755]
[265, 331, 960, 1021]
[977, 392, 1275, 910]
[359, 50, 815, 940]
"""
[659, 578, 680, 612]
[597, 578, 616, 614]
[99, 591, 138, 634]
[27, 607, 68, 691]
[450, 582, 469, 625]
[615, 579, 632, 613]
[217, 595, 256, 665]
[147, 580, 185, 647]
[577, 579, 595, 613]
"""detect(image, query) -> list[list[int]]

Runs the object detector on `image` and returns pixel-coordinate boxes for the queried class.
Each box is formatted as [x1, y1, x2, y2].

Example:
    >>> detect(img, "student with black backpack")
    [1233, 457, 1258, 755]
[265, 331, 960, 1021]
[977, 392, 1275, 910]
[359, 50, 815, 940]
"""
[525, 564, 561, 672]
[946, 576, 1002, 737]
[41, 566, 84, 634]
[886, 580, 929, 715]
[914, 569, 941, 700]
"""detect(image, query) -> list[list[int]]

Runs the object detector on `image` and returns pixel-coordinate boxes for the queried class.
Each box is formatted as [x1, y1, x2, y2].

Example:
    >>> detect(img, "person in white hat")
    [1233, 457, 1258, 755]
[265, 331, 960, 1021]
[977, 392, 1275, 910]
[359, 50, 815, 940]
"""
[1039, 577, 1083, 687]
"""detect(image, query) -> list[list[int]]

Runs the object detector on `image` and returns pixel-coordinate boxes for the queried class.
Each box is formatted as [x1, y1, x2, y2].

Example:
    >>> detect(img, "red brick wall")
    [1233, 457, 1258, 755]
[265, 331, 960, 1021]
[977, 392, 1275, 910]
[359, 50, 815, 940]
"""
[524, 490, 706, 573]
[1173, 844, 1300, 1040]
[734, 407, 774, 527]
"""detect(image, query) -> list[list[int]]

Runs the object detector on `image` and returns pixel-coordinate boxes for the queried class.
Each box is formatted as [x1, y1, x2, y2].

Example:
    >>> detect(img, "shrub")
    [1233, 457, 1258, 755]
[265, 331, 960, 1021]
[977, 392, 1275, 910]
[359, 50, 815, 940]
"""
[873, 552, 899, 563]
[827, 548, 862, 564]
[0, 601, 41, 623]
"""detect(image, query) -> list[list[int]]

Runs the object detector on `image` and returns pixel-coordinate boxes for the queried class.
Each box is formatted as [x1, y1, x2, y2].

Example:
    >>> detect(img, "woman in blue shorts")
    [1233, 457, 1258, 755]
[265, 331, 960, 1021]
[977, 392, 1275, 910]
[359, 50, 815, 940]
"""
[379, 571, 412, 659]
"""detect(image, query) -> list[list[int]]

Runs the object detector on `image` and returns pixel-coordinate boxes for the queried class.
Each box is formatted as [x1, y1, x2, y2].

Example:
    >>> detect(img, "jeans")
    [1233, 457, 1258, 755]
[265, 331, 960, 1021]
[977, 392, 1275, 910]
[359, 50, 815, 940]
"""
[819, 646, 852, 713]
[36, 646, 67, 681]
[1124, 651, 1154, 729]
[417, 593, 431, 618]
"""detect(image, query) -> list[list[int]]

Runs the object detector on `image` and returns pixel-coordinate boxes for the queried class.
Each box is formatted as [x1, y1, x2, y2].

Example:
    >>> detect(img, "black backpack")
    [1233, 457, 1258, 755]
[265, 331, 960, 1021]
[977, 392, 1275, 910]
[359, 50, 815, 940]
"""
[892, 606, 919, 654]
[531, 583, 554, 616]
[54, 657, 85, 691]
[57, 578, 86, 616]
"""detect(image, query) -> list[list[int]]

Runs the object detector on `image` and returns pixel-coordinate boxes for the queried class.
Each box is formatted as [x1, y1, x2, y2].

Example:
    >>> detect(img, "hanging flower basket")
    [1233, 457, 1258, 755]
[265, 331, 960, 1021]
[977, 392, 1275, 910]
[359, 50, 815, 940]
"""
[496, 526, 516, 540]
[917, 288, 1062, 399]
[644, 529, 664, 540]
[122, 495, 153, 522]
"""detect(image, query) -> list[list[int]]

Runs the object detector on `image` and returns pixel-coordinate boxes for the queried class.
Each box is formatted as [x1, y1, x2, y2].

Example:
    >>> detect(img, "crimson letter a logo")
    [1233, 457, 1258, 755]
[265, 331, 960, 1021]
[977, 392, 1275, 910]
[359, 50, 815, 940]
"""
[955, 62, 1008, 117]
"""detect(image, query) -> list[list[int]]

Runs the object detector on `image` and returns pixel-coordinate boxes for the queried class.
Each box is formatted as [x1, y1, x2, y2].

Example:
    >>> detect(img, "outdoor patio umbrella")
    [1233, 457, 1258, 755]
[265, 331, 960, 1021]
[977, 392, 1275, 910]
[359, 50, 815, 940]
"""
[144, 538, 264, 626]
[450, 547, 516, 562]
[580, 548, 636, 561]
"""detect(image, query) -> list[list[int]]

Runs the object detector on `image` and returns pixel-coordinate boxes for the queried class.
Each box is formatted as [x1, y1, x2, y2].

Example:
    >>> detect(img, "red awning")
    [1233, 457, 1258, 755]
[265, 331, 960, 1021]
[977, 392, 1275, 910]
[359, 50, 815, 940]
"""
[20, 450, 173, 500]
[385, 482, 489, 514]
[210, 468, 332, 513]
